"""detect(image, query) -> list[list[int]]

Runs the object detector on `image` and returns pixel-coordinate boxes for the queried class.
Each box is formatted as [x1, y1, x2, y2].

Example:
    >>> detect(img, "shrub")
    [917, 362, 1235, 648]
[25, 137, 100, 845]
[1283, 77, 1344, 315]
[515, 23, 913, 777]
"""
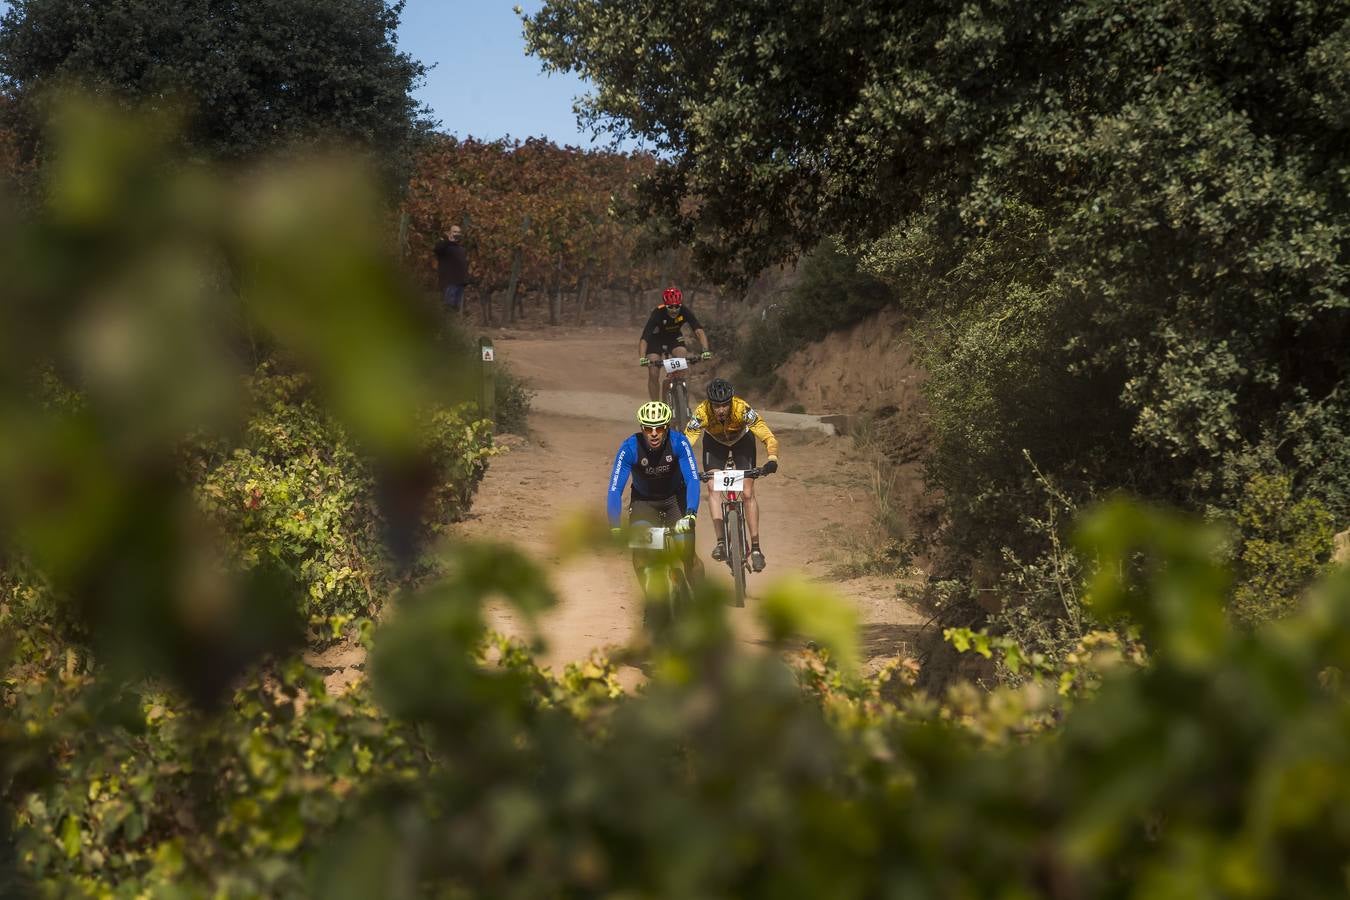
[195, 369, 496, 623]
[1229, 472, 1336, 627]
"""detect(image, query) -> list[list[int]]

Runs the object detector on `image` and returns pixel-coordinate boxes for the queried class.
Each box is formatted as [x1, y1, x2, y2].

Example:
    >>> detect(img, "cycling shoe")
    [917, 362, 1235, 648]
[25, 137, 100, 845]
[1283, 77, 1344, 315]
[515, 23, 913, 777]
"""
[750, 549, 766, 572]
[711, 541, 726, 562]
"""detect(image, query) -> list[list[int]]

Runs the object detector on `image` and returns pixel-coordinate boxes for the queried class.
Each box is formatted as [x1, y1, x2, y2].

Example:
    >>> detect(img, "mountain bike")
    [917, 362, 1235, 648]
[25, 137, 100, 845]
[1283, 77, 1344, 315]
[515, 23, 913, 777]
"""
[700, 465, 766, 607]
[641, 353, 705, 427]
[626, 523, 694, 634]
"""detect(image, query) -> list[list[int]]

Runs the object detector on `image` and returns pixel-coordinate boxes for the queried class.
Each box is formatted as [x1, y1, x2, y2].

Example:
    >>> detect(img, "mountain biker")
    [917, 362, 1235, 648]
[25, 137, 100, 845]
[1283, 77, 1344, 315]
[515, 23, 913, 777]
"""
[607, 400, 704, 580]
[683, 378, 779, 572]
[639, 286, 712, 401]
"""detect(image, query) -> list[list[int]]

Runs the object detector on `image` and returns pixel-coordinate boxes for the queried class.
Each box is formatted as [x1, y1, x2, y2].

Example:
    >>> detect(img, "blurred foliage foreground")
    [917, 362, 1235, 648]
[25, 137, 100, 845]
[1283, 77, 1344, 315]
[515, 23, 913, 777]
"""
[5, 101, 1350, 899]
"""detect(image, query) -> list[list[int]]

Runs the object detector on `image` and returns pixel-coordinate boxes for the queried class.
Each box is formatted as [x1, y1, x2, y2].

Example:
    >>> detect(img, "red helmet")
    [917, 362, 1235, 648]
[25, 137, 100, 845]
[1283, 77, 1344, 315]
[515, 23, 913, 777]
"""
[662, 286, 683, 307]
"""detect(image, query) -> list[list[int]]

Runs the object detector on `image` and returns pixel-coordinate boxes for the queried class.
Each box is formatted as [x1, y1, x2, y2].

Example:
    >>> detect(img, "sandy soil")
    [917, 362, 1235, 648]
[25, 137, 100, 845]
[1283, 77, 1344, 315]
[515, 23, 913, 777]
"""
[455, 326, 927, 686]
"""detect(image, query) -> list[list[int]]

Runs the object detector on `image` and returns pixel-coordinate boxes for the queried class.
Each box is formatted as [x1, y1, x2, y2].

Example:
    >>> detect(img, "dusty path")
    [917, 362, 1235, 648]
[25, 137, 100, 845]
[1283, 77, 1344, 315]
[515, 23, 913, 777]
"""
[456, 325, 925, 683]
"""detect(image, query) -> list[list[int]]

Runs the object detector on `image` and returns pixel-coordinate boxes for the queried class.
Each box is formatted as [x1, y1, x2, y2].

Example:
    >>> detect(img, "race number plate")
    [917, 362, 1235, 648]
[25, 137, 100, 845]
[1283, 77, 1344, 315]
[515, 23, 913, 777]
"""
[628, 527, 667, 550]
[711, 469, 745, 492]
[662, 357, 690, 373]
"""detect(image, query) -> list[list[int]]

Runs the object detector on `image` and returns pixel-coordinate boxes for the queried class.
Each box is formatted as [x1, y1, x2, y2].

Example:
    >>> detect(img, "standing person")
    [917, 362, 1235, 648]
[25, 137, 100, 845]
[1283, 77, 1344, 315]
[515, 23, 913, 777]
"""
[433, 225, 469, 316]
[638, 286, 712, 401]
[683, 378, 779, 572]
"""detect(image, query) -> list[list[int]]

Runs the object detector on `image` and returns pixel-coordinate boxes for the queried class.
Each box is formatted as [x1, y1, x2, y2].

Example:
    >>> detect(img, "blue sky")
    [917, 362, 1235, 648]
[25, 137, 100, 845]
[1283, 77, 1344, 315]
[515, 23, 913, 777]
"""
[399, 1, 607, 145]
[0, 0, 611, 146]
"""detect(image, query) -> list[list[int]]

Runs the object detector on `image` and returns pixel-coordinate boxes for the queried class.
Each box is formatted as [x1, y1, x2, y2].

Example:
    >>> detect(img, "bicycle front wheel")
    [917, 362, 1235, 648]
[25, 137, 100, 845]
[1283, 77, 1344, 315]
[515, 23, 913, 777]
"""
[725, 504, 747, 607]
[669, 566, 692, 621]
[671, 378, 690, 428]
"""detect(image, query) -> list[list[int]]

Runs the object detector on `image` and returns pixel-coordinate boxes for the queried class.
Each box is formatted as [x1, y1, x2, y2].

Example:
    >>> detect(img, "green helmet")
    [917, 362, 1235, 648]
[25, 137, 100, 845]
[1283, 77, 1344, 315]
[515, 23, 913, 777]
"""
[637, 401, 673, 427]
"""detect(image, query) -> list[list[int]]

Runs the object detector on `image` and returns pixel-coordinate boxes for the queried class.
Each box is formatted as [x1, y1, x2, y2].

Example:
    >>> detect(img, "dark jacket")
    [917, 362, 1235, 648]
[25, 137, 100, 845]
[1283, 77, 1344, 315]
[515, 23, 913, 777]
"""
[434, 238, 470, 288]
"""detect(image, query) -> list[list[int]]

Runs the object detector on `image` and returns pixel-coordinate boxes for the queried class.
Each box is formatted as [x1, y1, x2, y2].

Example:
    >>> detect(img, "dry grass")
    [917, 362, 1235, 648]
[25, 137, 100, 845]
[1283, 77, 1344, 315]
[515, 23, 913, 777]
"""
[823, 425, 913, 578]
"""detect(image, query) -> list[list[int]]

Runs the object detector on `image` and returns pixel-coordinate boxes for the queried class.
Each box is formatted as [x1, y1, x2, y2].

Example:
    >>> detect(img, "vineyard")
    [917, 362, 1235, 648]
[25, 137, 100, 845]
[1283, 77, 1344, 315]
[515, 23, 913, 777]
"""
[403, 137, 700, 324]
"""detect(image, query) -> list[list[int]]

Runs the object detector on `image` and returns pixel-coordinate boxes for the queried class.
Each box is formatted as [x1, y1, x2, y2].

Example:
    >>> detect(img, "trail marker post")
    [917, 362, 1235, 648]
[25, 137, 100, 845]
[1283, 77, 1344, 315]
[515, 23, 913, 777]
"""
[478, 337, 496, 423]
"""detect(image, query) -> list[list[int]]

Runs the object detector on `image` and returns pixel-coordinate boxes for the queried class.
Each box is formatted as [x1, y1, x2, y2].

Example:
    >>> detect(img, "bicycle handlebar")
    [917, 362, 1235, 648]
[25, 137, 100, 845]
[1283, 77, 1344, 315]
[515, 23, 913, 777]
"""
[699, 466, 766, 482]
[639, 353, 711, 368]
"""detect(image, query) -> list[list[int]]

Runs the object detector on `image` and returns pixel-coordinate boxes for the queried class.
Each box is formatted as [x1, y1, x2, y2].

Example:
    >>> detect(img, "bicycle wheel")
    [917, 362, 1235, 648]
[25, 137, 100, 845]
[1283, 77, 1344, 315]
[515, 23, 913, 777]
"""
[641, 562, 674, 636]
[725, 505, 747, 607]
[668, 566, 692, 621]
[671, 378, 690, 428]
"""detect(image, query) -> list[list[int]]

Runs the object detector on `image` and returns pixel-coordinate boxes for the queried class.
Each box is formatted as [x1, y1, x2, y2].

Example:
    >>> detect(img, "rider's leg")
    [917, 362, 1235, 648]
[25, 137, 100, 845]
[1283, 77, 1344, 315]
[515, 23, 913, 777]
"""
[646, 352, 664, 400]
[707, 480, 726, 534]
[745, 478, 760, 542]
[706, 481, 728, 560]
[669, 496, 702, 582]
[746, 479, 767, 571]
[683, 531, 704, 583]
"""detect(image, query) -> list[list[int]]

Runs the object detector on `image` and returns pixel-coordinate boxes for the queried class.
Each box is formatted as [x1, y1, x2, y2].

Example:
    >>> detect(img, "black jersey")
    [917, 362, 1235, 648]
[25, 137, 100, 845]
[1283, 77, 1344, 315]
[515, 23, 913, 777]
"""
[642, 305, 702, 347]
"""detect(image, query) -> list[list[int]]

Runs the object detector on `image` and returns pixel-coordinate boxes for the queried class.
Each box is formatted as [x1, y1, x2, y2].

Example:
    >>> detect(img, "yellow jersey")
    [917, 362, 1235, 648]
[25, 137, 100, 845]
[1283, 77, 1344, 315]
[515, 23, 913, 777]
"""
[684, 397, 779, 458]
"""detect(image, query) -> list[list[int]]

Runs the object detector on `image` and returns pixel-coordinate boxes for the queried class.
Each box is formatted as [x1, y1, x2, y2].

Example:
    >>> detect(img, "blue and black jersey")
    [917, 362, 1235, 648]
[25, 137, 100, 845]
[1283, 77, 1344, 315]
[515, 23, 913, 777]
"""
[606, 430, 701, 527]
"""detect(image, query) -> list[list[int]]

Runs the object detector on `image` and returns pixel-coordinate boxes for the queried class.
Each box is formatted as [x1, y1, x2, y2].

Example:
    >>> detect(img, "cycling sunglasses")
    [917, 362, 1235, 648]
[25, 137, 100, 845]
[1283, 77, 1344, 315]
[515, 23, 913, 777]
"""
[641, 424, 669, 434]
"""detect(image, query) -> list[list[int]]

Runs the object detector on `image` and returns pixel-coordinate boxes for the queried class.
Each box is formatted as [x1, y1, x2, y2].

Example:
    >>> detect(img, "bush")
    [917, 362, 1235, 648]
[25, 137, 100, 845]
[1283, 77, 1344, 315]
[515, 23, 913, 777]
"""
[439, 330, 533, 434]
[492, 366, 534, 434]
[193, 369, 496, 623]
[1229, 472, 1336, 627]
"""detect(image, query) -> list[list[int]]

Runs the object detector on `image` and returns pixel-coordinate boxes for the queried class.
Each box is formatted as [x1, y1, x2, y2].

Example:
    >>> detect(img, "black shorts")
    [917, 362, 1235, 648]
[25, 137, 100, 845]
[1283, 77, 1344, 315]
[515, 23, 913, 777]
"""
[629, 493, 687, 525]
[702, 432, 756, 472]
[649, 338, 687, 357]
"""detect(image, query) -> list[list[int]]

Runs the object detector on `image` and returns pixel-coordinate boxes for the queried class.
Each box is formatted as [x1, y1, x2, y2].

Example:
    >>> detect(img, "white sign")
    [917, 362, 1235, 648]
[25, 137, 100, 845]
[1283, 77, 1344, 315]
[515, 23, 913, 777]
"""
[662, 357, 689, 373]
[711, 469, 745, 493]
[481, 347, 495, 362]
[628, 526, 667, 550]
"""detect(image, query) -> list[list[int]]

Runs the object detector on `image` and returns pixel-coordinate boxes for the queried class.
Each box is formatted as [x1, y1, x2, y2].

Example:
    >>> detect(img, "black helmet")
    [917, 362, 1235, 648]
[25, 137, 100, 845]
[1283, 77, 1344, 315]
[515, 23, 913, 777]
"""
[707, 378, 734, 404]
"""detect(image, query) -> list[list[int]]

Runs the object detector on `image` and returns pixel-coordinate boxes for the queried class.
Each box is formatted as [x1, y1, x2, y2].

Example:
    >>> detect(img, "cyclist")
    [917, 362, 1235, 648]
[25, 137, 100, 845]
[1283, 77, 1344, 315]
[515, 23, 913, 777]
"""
[639, 286, 712, 401]
[607, 400, 703, 580]
[683, 378, 779, 572]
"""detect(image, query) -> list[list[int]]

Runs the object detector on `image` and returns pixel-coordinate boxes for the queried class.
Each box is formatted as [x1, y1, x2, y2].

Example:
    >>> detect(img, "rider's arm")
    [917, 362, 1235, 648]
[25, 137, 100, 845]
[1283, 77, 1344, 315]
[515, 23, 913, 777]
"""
[673, 432, 701, 516]
[639, 308, 662, 358]
[746, 407, 780, 460]
[682, 401, 706, 445]
[682, 309, 710, 353]
[606, 437, 636, 527]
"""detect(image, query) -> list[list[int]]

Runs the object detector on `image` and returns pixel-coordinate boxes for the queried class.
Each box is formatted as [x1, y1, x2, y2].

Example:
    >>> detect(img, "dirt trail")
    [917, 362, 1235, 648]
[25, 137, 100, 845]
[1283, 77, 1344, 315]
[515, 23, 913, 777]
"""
[454, 325, 926, 685]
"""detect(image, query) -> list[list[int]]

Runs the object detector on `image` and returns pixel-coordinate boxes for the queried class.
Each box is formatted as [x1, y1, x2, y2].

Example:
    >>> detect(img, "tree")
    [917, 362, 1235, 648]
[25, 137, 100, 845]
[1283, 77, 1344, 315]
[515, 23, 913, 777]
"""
[0, 0, 432, 183]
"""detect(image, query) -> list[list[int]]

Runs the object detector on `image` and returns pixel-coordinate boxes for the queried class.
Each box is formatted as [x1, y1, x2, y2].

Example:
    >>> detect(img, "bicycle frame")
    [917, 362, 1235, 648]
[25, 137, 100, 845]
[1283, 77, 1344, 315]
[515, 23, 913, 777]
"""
[703, 466, 762, 607]
[658, 355, 697, 426]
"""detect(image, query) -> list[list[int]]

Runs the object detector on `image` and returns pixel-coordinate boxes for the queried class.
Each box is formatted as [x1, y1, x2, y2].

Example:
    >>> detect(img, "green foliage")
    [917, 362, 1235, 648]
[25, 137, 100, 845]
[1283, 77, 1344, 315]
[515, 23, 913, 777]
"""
[195, 369, 496, 622]
[0, 0, 432, 186]
[10, 663, 434, 897]
[0, 95, 473, 703]
[439, 330, 534, 434]
[20, 94, 1350, 899]
[1230, 472, 1336, 628]
[491, 367, 534, 435]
